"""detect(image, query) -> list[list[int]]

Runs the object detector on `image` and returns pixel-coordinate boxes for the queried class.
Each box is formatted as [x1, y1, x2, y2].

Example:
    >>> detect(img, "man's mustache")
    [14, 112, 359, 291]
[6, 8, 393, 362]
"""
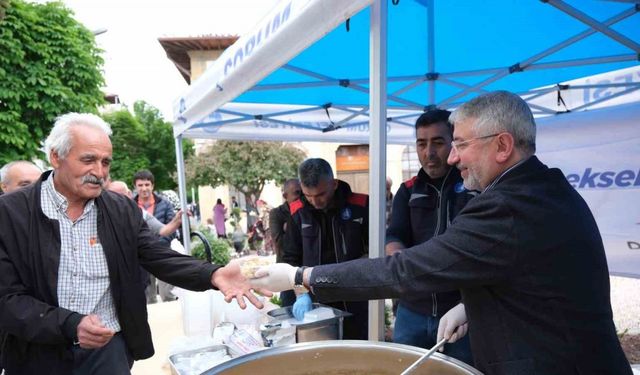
[81, 174, 106, 187]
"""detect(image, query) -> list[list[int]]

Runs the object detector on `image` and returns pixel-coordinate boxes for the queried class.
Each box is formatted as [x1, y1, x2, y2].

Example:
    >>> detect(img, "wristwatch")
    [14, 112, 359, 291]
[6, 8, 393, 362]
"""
[294, 266, 308, 293]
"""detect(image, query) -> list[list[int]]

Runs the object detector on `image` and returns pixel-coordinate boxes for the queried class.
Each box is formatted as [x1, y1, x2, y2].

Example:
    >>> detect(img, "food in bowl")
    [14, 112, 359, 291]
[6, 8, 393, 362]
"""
[240, 256, 273, 278]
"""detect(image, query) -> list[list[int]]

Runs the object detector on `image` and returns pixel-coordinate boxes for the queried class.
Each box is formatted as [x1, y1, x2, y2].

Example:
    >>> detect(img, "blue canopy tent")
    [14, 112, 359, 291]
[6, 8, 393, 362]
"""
[172, 0, 640, 338]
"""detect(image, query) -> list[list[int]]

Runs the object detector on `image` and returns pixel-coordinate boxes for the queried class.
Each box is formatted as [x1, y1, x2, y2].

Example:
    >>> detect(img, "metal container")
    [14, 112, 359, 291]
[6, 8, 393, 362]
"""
[267, 303, 352, 342]
[203, 340, 482, 375]
[168, 344, 232, 375]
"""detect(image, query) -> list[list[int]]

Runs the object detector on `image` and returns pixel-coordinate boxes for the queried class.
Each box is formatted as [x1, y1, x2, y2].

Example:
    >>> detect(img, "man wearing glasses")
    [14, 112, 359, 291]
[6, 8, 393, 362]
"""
[252, 91, 632, 375]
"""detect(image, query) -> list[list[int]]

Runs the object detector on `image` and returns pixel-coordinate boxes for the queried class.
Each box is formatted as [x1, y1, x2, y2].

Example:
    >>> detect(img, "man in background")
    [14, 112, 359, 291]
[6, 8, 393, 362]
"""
[385, 109, 474, 364]
[107, 180, 184, 238]
[133, 170, 176, 230]
[0, 160, 43, 372]
[269, 178, 301, 307]
[385, 177, 393, 228]
[133, 170, 176, 303]
[0, 160, 42, 194]
[282, 158, 369, 339]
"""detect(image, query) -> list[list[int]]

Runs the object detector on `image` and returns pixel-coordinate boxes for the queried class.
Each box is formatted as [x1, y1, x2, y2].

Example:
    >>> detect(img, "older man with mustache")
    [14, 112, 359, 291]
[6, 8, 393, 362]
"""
[0, 113, 268, 375]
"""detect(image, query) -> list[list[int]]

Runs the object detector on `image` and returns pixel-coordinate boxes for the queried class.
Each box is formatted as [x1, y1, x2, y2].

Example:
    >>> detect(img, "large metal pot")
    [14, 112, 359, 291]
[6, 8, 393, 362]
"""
[204, 340, 482, 374]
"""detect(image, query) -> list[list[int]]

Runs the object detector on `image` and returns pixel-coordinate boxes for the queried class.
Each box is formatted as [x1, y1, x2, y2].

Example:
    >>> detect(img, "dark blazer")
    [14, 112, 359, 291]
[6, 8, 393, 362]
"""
[0, 172, 219, 374]
[310, 156, 631, 375]
[269, 202, 290, 263]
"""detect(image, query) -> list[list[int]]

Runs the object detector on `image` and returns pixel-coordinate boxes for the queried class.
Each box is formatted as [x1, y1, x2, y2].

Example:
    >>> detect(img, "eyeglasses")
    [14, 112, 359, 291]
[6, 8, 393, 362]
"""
[451, 133, 501, 154]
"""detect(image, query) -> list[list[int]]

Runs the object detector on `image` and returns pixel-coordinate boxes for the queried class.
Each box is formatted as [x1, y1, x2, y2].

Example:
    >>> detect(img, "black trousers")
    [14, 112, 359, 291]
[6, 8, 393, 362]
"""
[72, 333, 133, 375]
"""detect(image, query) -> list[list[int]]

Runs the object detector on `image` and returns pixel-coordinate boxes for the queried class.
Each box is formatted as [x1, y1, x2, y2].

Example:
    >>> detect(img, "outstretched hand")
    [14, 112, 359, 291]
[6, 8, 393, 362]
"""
[211, 259, 273, 309]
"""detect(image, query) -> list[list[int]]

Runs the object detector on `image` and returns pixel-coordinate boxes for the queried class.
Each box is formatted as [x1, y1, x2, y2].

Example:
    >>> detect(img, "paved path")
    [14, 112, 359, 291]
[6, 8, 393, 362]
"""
[131, 300, 182, 375]
[611, 276, 640, 335]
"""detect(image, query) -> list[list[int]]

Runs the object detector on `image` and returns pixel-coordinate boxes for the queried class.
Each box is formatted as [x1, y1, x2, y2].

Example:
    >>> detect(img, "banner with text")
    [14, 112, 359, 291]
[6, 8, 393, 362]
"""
[537, 103, 640, 278]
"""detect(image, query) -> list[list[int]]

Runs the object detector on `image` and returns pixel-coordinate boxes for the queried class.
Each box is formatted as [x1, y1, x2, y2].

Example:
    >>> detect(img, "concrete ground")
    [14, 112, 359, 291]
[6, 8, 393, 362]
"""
[131, 294, 275, 375]
[131, 300, 182, 375]
[611, 276, 640, 335]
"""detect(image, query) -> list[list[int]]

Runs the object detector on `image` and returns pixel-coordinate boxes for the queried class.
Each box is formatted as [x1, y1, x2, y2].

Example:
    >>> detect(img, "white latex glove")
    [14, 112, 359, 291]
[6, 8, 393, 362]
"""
[437, 303, 468, 351]
[250, 263, 297, 292]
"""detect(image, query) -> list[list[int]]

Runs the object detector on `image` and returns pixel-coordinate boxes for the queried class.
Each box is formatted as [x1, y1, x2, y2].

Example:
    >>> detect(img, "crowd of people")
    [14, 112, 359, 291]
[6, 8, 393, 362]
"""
[0, 90, 633, 375]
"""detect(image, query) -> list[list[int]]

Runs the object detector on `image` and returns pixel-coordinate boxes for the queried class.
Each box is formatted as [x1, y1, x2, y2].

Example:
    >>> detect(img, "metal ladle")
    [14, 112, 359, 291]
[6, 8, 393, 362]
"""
[399, 337, 448, 375]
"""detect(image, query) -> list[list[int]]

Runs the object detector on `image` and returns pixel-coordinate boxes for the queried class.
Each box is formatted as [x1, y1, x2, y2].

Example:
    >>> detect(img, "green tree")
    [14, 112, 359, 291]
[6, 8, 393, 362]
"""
[104, 101, 194, 190]
[133, 101, 193, 190]
[186, 140, 306, 205]
[0, 0, 105, 165]
[102, 109, 149, 183]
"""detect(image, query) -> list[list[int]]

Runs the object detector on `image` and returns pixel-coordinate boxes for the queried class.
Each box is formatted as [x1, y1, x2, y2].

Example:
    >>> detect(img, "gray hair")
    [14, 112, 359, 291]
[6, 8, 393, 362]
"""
[44, 113, 112, 163]
[298, 158, 334, 187]
[0, 161, 41, 183]
[450, 91, 536, 154]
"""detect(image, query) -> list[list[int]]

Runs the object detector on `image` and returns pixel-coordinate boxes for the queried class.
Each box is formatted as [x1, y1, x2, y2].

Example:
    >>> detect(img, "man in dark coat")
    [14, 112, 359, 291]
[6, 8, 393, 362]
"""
[269, 178, 301, 307]
[251, 91, 632, 375]
[386, 109, 474, 364]
[282, 158, 369, 340]
[0, 113, 266, 375]
[0, 160, 43, 373]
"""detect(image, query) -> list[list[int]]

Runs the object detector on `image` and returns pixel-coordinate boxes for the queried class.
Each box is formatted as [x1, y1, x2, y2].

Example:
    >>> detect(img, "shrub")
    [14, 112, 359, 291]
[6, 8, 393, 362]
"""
[190, 229, 232, 266]
[270, 294, 283, 307]
[229, 207, 242, 229]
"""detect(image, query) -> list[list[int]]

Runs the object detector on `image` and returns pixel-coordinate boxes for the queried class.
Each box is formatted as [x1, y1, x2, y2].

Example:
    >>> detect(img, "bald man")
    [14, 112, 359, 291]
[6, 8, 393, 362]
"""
[0, 161, 42, 193]
[106, 180, 131, 197]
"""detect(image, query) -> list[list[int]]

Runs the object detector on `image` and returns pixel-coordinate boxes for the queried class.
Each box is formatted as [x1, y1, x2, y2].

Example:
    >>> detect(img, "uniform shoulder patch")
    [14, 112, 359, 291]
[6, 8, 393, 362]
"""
[289, 199, 304, 215]
[347, 193, 368, 207]
[404, 176, 417, 189]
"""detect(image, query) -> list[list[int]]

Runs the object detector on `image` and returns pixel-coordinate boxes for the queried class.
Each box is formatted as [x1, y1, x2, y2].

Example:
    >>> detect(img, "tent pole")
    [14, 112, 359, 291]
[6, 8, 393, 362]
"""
[369, 0, 387, 342]
[427, 0, 435, 105]
[175, 135, 191, 254]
